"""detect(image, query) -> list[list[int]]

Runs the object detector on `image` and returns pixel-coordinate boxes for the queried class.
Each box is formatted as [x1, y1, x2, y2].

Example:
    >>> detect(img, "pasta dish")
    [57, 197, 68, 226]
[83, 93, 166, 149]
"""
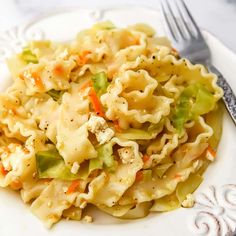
[0, 22, 223, 227]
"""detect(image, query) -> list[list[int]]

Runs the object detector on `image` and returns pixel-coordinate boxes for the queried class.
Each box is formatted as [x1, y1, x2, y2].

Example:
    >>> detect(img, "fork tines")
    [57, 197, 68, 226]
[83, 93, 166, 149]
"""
[160, 0, 202, 42]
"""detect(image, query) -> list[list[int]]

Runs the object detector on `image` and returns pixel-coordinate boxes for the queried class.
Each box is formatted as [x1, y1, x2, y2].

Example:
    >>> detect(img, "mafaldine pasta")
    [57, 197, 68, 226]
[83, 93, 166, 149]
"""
[0, 22, 223, 227]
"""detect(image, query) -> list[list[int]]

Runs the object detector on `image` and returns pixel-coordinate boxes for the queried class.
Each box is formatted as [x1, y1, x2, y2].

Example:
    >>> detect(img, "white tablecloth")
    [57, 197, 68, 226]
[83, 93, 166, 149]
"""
[0, 0, 236, 52]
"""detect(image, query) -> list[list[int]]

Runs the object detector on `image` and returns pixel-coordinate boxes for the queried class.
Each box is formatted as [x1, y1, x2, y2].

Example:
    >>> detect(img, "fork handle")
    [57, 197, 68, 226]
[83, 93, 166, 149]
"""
[208, 64, 236, 125]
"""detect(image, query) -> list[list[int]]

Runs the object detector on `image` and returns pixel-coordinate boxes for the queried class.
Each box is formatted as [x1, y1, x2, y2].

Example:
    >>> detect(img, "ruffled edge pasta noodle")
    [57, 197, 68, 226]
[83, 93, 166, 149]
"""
[0, 21, 223, 228]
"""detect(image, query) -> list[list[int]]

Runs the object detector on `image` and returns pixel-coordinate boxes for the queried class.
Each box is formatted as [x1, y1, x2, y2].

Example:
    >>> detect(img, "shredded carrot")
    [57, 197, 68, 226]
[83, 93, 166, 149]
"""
[135, 171, 143, 182]
[207, 145, 216, 158]
[31, 72, 44, 90]
[2, 146, 10, 153]
[78, 50, 91, 65]
[19, 73, 25, 80]
[66, 180, 80, 194]
[113, 120, 121, 132]
[174, 174, 182, 179]
[53, 64, 64, 75]
[0, 163, 8, 176]
[42, 178, 52, 183]
[80, 80, 92, 91]
[171, 48, 179, 57]
[134, 38, 140, 45]
[10, 179, 22, 190]
[142, 154, 150, 163]
[171, 48, 178, 53]
[23, 147, 30, 154]
[89, 87, 104, 117]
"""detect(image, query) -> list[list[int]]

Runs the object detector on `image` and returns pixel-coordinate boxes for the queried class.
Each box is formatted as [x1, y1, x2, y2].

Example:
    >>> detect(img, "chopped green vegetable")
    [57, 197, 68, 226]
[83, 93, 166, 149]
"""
[121, 202, 152, 219]
[205, 102, 224, 149]
[89, 142, 116, 173]
[20, 47, 38, 64]
[117, 128, 154, 140]
[154, 163, 173, 178]
[91, 72, 109, 95]
[151, 193, 180, 212]
[97, 142, 114, 168]
[172, 83, 215, 134]
[36, 148, 79, 180]
[147, 122, 164, 133]
[89, 158, 103, 174]
[142, 170, 152, 181]
[47, 89, 63, 101]
[176, 173, 203, 203]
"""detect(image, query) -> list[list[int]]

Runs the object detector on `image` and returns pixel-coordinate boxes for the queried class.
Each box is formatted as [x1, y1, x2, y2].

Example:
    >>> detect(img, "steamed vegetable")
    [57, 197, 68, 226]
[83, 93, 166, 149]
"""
[91, 72, 109, 95]
[142, 170, 152, 181]
[154, 163, 173, 178]
[20, 47, 38, 64]
[121, 202, 152, 219]
[205, 102, 224, 149]
[176, 173, 203, 203]
[89, 142, 116, 173]
[172, 83, 215, 133]
[151, 193, 180, 212]
[36, 148, 79, 180]
[89, 158, 103, 174]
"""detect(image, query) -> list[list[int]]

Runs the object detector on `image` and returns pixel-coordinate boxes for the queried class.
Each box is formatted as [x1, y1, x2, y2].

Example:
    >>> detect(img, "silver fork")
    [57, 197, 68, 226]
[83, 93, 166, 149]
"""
[160, 0, 236, 125]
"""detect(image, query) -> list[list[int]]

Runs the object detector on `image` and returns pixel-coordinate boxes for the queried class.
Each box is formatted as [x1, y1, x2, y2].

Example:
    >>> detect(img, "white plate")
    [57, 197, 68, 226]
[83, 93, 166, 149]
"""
[0, 7, 236, 236]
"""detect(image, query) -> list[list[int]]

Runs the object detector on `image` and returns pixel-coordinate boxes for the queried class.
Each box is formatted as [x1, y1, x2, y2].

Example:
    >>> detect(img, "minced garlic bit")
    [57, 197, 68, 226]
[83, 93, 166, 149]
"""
[71, 161, 80, 174]
[47, 201, 52, 208]
[118, 147, 134, 164]
[83, 215, 93, 223]
[62, 186, 68, 193]
[181, 193, 195, 208]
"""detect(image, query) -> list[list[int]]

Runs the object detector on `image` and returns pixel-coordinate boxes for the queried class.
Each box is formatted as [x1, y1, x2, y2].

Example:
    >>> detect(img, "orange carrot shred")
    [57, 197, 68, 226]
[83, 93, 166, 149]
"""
[32, 72, 44, 90]
[66, 180, 80, 194]
[207, 145, 216, 158]
[135, 38, 140, 45]
[142, 154, 150, 163]
[135, 171, 143, 182]
[53, 64, 64, 75]
[19, 74, 25, 80]
[10, 180, 22, 190]
[171, 48, 178, 53]
[89, 87, 104, 117]
[80, 81, 92, 91]
[0, 163, 8, 176]
[174, 174, 182, 179]
[78, 50, 91, 65]
[113, 120, 121, 132]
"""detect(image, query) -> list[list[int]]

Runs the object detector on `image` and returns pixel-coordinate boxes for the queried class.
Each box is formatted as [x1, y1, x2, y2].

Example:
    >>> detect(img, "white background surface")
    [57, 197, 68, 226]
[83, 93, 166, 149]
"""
[0, 0, 236, 52]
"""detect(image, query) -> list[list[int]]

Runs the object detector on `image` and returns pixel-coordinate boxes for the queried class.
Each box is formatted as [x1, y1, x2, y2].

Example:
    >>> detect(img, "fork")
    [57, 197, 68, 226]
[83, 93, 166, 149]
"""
[160, 0, 236, 125]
